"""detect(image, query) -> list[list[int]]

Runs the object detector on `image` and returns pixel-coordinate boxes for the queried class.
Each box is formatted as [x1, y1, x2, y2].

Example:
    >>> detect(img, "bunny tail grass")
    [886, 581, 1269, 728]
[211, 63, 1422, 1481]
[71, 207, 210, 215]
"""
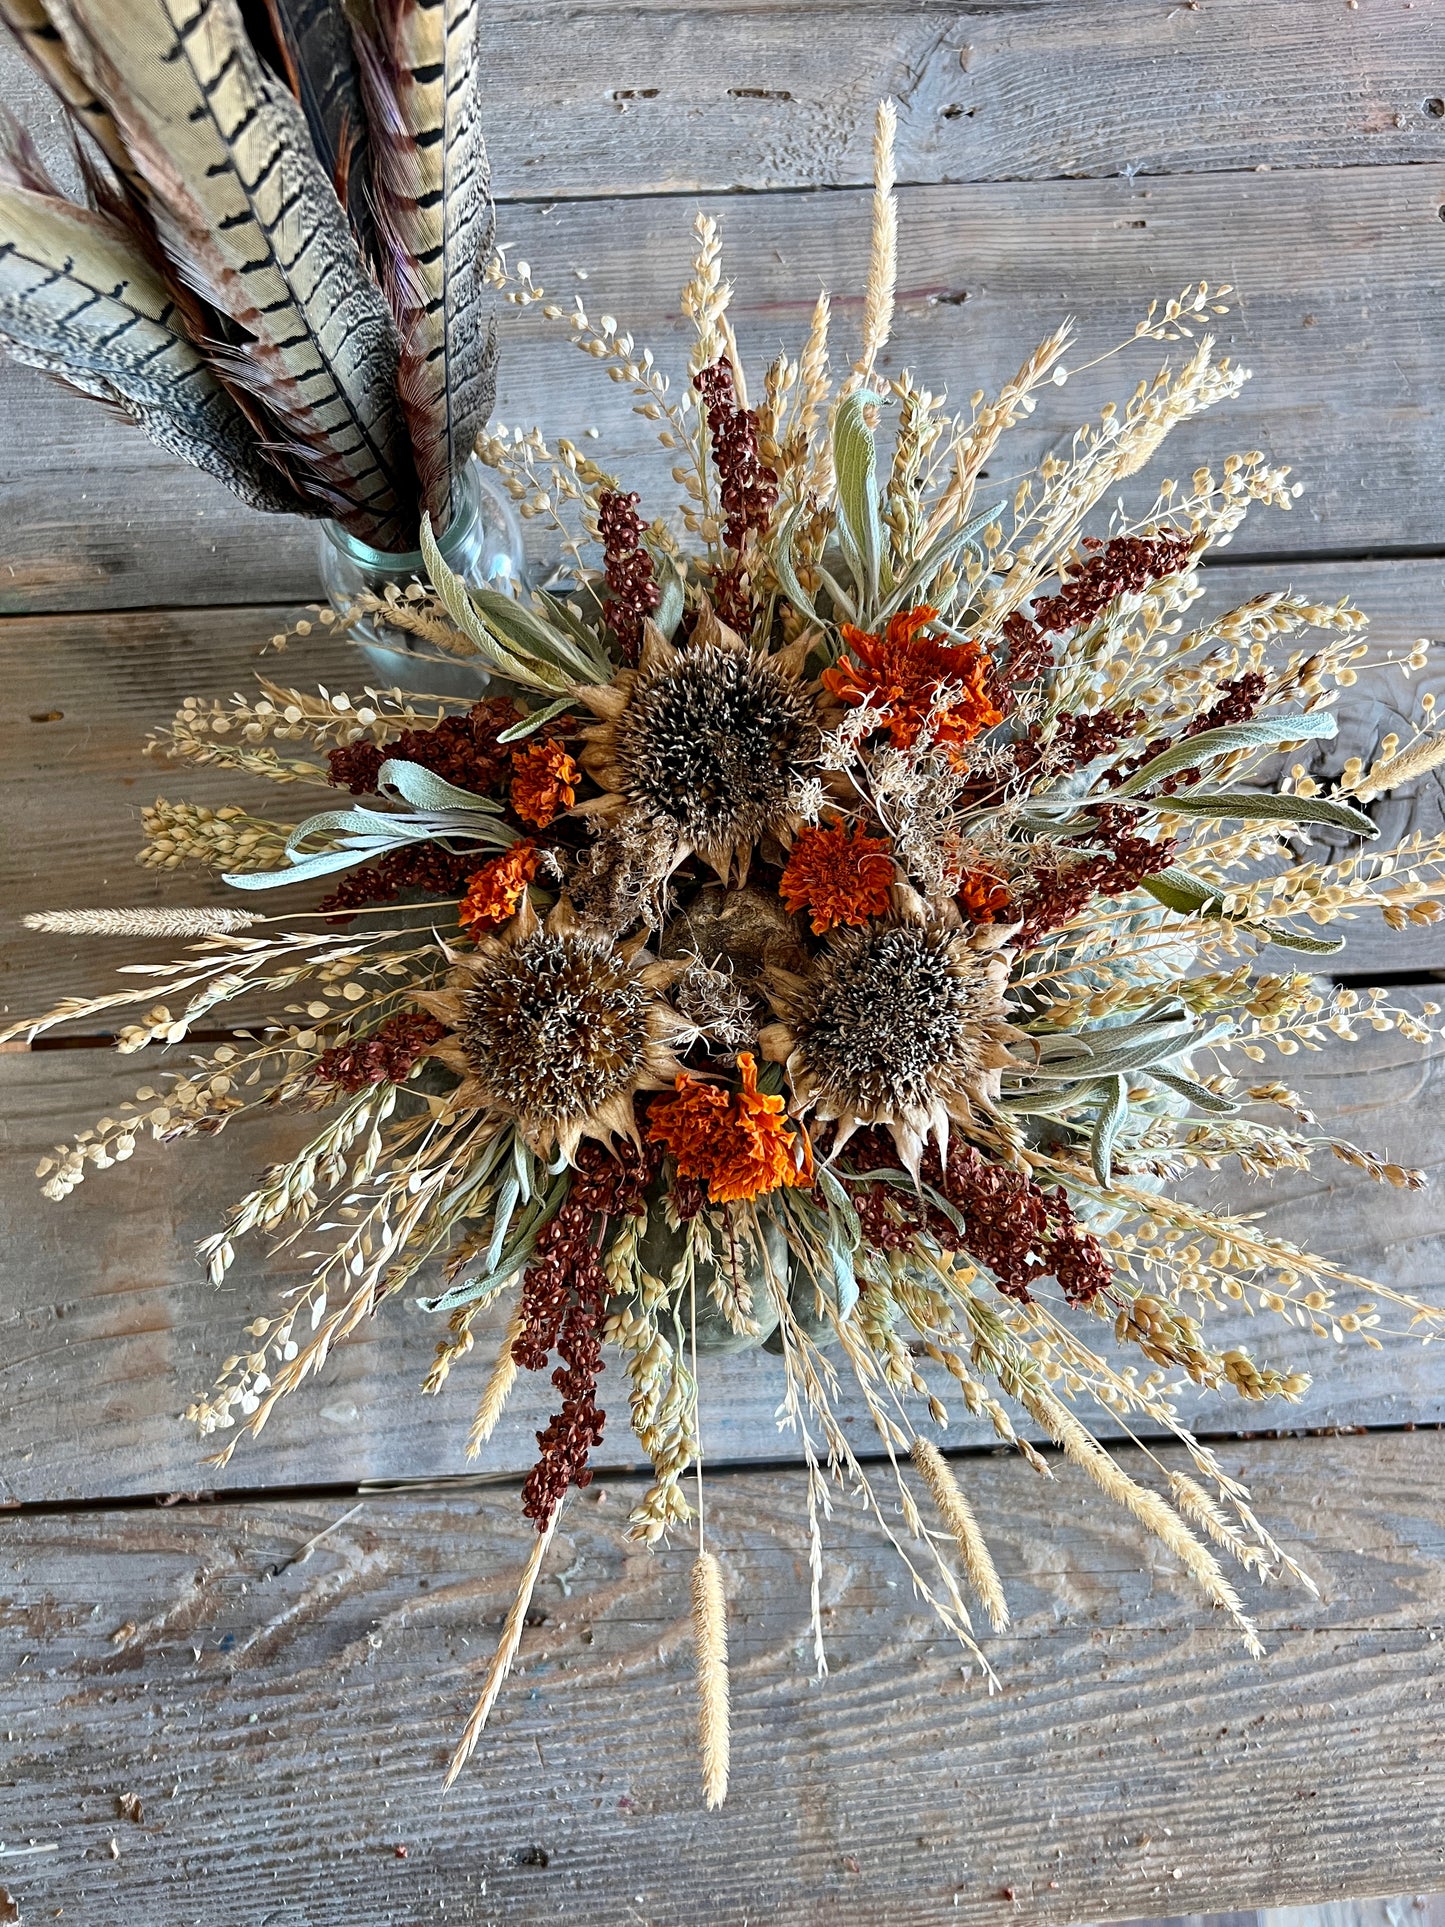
[691, 1550, 731, 1810]
[911, 1437, 1010, 1633]
[24, 907, 262, 936]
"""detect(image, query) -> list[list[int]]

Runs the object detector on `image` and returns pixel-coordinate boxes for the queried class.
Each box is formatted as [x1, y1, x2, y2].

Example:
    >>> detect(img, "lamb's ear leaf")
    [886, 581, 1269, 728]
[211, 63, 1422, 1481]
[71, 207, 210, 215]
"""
[376, 758, 503, 814]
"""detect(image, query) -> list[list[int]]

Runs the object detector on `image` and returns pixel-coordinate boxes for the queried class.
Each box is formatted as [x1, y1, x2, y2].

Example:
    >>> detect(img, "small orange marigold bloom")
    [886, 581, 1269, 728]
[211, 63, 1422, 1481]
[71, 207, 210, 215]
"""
[510, 739, 579, 828]
[647, 1053, 813, 1205]
[957, 867, 1012, 924]
[458, 842, 540, 937]
[822, 604, 1003, 756]
[779, 817, 895, 934]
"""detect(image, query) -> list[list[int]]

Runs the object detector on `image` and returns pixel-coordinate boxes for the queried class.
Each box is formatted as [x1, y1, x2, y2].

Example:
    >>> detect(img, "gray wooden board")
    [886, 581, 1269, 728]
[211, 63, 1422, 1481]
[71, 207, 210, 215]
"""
[0, 1433, 1443, 1923]
[2, 1000, 1444, 1505]
[2, 162, 1445, 611]
[3, 5, 1441, 200]
[4, 562, 1442, 1030]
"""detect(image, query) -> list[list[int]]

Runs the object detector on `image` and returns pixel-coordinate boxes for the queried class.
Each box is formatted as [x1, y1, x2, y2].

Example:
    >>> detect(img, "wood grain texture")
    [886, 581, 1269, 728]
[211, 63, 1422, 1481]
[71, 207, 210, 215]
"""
[4, 560, 1440, 1031]
[1, 1434, 1443, 1923]
[2, 1003, 1443, 1505]
[3, 161, 1445, 610]
[5, 2, 1442, 204]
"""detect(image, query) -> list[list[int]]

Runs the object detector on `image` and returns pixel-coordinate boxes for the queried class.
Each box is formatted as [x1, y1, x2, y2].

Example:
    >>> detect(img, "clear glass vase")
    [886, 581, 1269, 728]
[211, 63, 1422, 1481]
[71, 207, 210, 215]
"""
[318, 457, 527, 698]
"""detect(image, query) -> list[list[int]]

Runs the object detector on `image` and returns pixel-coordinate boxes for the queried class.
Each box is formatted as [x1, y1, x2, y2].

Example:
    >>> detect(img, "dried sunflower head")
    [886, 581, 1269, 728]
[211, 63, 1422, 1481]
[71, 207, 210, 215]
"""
[759, 896, 1022, 1174]
[574, 604, 821, 885]
[415, 894, 687, 1161]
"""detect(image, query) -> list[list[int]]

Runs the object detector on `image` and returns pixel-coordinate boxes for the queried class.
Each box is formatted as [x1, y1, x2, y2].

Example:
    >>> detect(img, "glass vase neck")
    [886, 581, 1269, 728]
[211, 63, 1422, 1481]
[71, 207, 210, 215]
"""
[321, 467, 483, 574]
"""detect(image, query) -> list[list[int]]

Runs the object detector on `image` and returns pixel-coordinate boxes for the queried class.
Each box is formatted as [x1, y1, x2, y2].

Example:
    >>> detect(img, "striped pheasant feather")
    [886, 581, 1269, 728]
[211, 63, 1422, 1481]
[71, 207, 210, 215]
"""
[262, 0, 375, 259]
[0, 109, 308, 511]
[0, 0, 140, 194]
[353, 0, 496, 526]
[44, 0, 417, 545]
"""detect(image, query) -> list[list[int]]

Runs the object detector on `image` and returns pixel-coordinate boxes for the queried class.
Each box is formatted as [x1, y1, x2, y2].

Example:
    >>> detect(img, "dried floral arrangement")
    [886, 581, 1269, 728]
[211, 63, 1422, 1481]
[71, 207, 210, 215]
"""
[13, 102, 1445, 1807]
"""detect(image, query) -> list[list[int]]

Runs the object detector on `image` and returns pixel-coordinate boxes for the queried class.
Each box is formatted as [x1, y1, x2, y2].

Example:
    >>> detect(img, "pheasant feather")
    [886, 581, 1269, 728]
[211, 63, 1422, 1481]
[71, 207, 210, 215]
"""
[0, 0, 139, 194]
[262, 0, 375, 259]
[352, 0, 496, 526]
[0, 110, 309, 512]
[44, 0, 417, 545]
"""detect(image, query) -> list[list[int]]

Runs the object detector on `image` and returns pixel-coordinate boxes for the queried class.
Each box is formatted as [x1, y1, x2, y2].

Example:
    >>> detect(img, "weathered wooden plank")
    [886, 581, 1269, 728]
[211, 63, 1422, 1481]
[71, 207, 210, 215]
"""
[4, 3, 1440, 202]
[0, 1434, 1443, 1923]
[3, 560, 1439, 1031]
[3, 163, 1444, 612]
[2, 1001, 1443, 1505]
[0, 604, 356, 1031]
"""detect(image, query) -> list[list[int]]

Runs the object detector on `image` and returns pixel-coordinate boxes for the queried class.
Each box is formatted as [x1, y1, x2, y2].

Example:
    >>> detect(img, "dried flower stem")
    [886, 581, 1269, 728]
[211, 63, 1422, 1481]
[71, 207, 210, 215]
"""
[444, 1504, 562, 1790]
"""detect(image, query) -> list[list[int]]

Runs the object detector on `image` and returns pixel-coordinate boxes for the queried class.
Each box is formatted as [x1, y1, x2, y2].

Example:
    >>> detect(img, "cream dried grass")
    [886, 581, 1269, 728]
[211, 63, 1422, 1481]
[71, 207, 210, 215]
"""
[444, 1506, 562, 1790]
[852, 99, 898, 386]
[467, 1295, 527, 1458]
[24, 907, 262, 937]
[911, 1439, 1010, 1631]
[1024, 1390, 1263, 1656]
[1353, 729, 1445, 803]
[690, 1549, 731, 1809]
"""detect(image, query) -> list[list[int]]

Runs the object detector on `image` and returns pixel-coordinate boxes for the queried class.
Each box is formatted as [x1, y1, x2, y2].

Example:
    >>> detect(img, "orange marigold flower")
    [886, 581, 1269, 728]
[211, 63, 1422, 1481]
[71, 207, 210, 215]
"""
[822, 604, 1003, 755]
[510, 739, 579, 828]
[458, 842, 540, 937]
[647, 1052, 813, 1205]
[779, 816, 895, 934]
[957, 866, 1012, 924]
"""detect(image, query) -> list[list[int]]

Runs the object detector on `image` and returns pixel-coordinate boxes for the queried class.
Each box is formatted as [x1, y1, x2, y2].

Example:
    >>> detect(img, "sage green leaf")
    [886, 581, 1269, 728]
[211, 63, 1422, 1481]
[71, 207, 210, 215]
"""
[1140, 868, 1347, 953]
[467, 582, 606, 683]
[1089, 1075, 1129, 1187]
[421, 516, 574, 692]
[1141, 867, 1224, 915]
[1149, 1069, 1240, 1115]
[497, 696, 578, 744]
[832, 390, 886, 613]
[650, 547, 686, 638]
[880, 499, 1006, 622]
[1111, 712, 1338, 798]
[1247, 920, 1346, 955]
[771, 501, 818, 621]
[1140, 788, 1378, 838]
[817, 1164, 862, 1248]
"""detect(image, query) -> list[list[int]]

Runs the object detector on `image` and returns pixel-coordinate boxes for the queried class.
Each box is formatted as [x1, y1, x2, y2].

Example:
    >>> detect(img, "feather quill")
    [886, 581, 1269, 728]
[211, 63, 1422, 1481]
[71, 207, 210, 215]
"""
[351, 0, 495, 526]
[44, 0, 417, 545]
[0, 108, 310, 511]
